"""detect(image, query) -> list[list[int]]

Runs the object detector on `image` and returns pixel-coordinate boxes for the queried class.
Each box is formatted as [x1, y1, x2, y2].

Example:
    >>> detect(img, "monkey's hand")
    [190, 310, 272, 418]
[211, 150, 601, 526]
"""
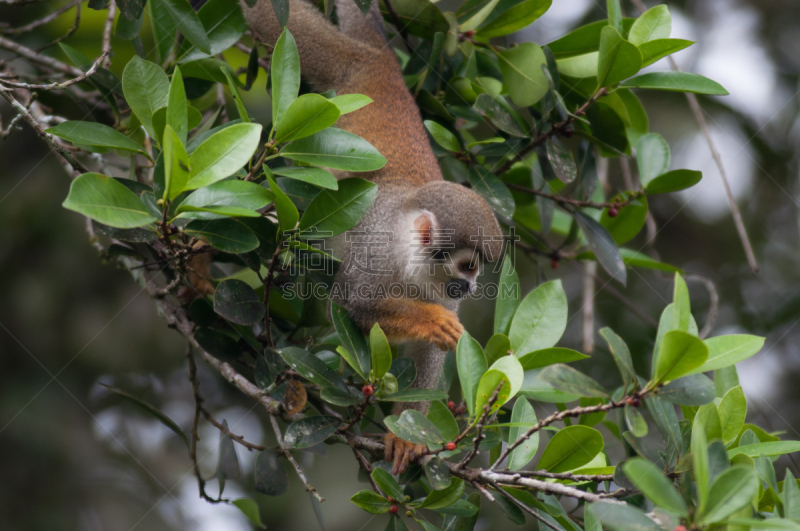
[378, 301, 464, 351]
[384, 432, 427, 475]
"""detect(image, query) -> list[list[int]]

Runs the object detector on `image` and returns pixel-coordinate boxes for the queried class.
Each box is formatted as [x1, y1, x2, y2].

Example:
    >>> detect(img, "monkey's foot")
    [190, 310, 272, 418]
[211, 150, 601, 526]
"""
[384, 432, 427, 475]
[421, 306, 464, 351]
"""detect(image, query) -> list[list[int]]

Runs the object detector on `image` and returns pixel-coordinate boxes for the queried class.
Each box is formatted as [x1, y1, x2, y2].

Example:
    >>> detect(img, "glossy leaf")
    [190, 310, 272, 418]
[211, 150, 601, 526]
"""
[330, 302, 370, 379]
[468, 166, 515, 218]
[546, 139, 577, 183]
[284, 416, 339, 448]
[623, 72, 729, 95]
[421, 478, 465, 509]
[385, 409, 444, 446]
[658, 374, 715, 406]
[639, 39, 693, 67]
[167, 65, 188, 144]
[176, 180, 272, 219]
[255, 450, 289, 496]
[424, 120, 461, 152]
[378, 0, 449, 40]
[686, 335, 765, 375]
[161, 0, 210, 54]
[350, 490, 392, 514]
[427, 400, 459, 442]
[232, 499, 263, 528]
[694, 403, 723, 442]
[122, 56, 169, 139]
[477, 0, 551, 38]
[185, 219, 260, 253]
[276, 94, 341, 143]
[271, 28, 301, 127]
[518, 347, 589, 371]
[271, 166, 338, 190]
[298, 177, 377, 238]
[213, 279, 264, 326]
[178, 0, 247, 62]
[216, 419, 241, 481]
[600, 197, 647, 245]
[693, 424, 710, 511]
[636, 133, 670, 186]
[267, 174, 299, 234]
[380, 389, 449, 402]
[48, 121, 148, 157]
[718, 385, 747, 445]
[588, 501, 660, 531]
[600, 327, 636, 389]
[328, 94, 373, 114]
[653, 330, 709, 385]
[728, 441, 800, 459]
[281, 128, 387, 171]
[370, 324, 392, 380]
[627, 5, 671, 46]
[625, 404, 648, 437]
[509, 280, 568, 357]
[186, 123, 263, 190]
[623, 458, 687, 515]
[538, 425, 604, 473]
[540, 363, 609, 398]
[221, 67, 249, 123]
[473, 93, 527, 137]
[63, 173, 158, 229]
[496, 42, 548, 107]
[596, 26, 642, 88]
[699, 466, 760, 524]
[474, 355, 524, 415]
[494, 254, 521, 336]
[508, 398, 539, 471]
[457, 332, 487, 417]
[646, 169, 702, 194]
[575, 212, 627, 286]
[372, 468, 405, 501]
[278, 347, 349, 392]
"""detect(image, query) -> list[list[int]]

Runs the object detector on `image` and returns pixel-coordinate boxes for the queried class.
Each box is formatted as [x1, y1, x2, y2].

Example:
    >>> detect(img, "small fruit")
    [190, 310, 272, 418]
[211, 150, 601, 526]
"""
[404, 495, 411, 502]
[406, 511, 413, 517]
[387, 497, 394, 503]
[445, 441, 456, 451]
[608, 207, 619, 217]
[674, 526, 688, 531]
[447, 400, 455, 410]
[551, 259, 560, 269]
[362, 385, 373, 396]
[389, 504, 399, 514]
[627, 397, 642, 407]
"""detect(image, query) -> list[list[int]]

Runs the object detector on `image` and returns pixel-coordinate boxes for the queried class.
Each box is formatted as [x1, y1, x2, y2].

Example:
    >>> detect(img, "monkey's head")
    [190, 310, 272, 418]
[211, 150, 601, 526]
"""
[400, 181, 504, 299]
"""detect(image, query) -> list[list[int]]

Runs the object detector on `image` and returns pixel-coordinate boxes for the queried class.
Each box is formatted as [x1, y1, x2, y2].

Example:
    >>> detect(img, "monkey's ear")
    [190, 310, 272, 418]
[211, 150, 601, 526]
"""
[413, 210, 438, 248]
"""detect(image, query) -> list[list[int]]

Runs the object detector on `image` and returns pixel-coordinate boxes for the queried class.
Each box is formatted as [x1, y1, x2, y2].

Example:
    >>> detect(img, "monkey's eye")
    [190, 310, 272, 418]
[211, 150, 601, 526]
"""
[459, 261, 476, 273]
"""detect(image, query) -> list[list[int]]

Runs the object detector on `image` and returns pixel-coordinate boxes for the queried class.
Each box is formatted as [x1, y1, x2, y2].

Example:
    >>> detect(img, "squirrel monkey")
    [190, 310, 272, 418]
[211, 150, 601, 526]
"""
[242, 0, 504, 474]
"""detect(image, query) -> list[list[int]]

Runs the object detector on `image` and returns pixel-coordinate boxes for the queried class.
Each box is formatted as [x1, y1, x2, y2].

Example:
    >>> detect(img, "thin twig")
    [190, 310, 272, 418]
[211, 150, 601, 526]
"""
[351, 446, 381, 494]
[201, 408, 266, 451]
[269, 415, 325, 502]
[685, 273, 719, 338]
[0, 35, 83, 77]
[501, 470, 614, 482]
[506, 183, 644, 210]
[1, 0, 81, 34]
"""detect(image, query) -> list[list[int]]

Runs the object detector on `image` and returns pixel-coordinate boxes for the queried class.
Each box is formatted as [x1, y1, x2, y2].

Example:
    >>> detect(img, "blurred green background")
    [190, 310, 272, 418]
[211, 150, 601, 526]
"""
[2, 0, 800, 529]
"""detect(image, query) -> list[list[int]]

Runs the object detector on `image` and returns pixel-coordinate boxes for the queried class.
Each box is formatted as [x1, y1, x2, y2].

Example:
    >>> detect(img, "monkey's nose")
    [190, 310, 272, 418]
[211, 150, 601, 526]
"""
[446, 279, 470, 299]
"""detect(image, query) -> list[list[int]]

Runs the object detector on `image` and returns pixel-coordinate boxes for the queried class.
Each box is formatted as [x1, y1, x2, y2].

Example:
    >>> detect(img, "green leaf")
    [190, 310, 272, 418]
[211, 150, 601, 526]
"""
[509, 280, 568, 357]
[176, 180, 272, 219]
[62, 173, 158, 229]
[186, 123, 263, 190]
[457, 332, 487, 417]
[47, 121, 148, 158]
[232, 499, 264, 528]
[588, 501, 660, 531]
[494, 254, 520, 336]
[459, 0, 501, 32]
[636, 133, 670, 186]
[476, 0, 551, 38]
[380, 389, 449, 402]
[646, 169, 702, 194]
[599, 196, 648, 245]
[217, 420, 241, 486]
[575, 212, 627, 286]
[284, 416, 339, 448]
[378, 0, 449, 40]
[385, 409, 444, 446]
[686, 335, 765, 376]
[163, 125, 191, 201]
[623, 72, 729, 95]
[221, 67, 249, 123]
[468, 166, 515, 218]
[167, 65, 188, 144]
[518, 347, 589, 371]
[547, 18, 635, 58]
[148, 0, 177, 65]
[329, 302, 370, 379]
[693, 424, 710, 512]
[539, 364, 609, 398]
[371, 468, 405, 501]
[639, 39, 693, 67]
[254, 451, 288, 496]
[328, 94, 373, 114]
[276, 94, 340, 143]
[496, 42, 549, 107]
[350, 490, 392, 514]
[474, 355, 524, 415]
[538, 425, 604, 473]
[271, 166, 338, 190]
[177, 0, 247, 62]
[508, 398, 539, 471]
[98, 383, 189, 447]
[271, 29, 301, 127]
[427, 401, 459, 442]
[278, 346, 349, 392]
[652, 330, 708, 385]
[424, 120, 461, 152]
[180, 58, 240, 84]
[213, 279, 264, 325]
[597, 26, 642, 88]
[267, 174, 299, 235]
[281, 128, 387, 171]
[606, 0, 622, 32]
[599, 327, 635, 389]
[699, 466, 760, 524]
[784, 469, 800, 521]
[728, 441, 800, 459]
[161, 0, 210, 53]
[473, 93, 528, 138]
[184, 218, 259, 253]
[546, 139, 577, 184]
[298, 178, 377, 237]
[718, 385, 747, 445]
[658, 374, 715, 406]
[122, 56, 170, 139]
[116, 10, 143, 39]
[627, 5, 671, 46]
[421, 478, 464, 509]
[673, 272, 691, 331]
[694, 403, 723, 442]
[370, 324, 392, 381]
[424, 457, 452, 492]
[624, 404, 648, 437]
[623, 458, 687, 515]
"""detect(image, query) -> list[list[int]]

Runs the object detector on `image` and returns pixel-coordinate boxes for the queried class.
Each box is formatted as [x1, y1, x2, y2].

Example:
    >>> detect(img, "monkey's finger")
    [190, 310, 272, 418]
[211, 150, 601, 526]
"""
[398, 447, 412, 474]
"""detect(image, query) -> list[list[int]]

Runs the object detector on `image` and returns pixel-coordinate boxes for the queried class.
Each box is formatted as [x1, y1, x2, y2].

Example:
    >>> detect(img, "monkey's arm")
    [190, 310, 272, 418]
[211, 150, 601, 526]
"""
[355, 298, 464, 352]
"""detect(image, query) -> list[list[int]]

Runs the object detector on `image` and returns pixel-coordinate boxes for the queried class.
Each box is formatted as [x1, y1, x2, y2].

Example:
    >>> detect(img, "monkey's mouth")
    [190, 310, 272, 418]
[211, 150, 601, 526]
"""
[446, 279, 471, 299]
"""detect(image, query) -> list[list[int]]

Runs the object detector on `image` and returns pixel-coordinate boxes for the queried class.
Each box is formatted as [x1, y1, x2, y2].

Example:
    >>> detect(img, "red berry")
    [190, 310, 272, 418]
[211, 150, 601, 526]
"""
[387, 497, 394, 503]
[463, 30, 475, 38]
[446, 441, 457, 451]
[551, 259, 560, 269]
[608, 207, 619, 218]
[362, 385, 373, 396]
[389, 504, 399, 514]
[627, 397, 642, 407]
[447, 401, 455, 410]
[674, 526, 687, 531]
